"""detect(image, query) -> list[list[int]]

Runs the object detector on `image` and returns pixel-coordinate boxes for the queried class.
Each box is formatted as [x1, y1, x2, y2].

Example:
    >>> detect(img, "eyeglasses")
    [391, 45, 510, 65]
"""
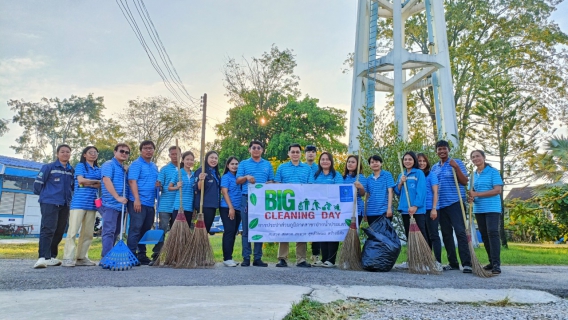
[118, 150, 130, 155]
[251, 146, 262, 151]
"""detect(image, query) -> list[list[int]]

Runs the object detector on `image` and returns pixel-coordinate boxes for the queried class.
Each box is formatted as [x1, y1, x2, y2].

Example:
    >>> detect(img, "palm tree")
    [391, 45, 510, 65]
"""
[529, 135, 568, 183]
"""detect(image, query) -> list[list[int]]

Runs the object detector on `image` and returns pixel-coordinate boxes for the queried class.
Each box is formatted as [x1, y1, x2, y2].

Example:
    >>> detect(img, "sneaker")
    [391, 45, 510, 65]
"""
[443, 264, 460, 271]
[99, 261, 110, 269]
[223, 260, 237, 267]
[253, 259, 268, 267]
[311, 255, 320, 263]
[75, 258, 96, 266]
[62, 259, 76, 267]
[434, 261, 443, 272]
[296, 261, 312, 268]
[46, 258, 62, 266]
[33, 258, 47, 269]
[241, 259, 250, 267]
[492, 265, 501, 275]
[312, 260, 324, 267]
[138, 256, 151, 266]
[276, 259, 288, 267]
[322, 261, 336, 268]
[483, 264, 493, 271]
[463, 266, 473, 273]
[395, 261, 408, 270]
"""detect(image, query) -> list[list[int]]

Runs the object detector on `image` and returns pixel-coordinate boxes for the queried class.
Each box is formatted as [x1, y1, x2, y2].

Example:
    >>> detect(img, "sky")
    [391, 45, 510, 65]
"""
[1, 0, 567, 164]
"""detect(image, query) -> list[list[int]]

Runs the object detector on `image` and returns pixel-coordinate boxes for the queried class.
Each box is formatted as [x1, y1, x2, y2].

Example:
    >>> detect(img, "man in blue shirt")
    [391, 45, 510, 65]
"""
[151, 145, 180, 264]
[365, 155, 395, 225]
[275, 143, 313, 268]
[304, 144, 319, 262]
[431, 140, 472, 273]
[127, 140, 159, 265]
[236, 140, 274, 267]
[33, 144, 74, 269]
[99, 143, 131, 261]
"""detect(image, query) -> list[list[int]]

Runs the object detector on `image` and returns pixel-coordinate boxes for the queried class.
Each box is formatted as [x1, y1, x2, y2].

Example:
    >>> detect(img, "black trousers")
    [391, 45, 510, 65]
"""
[200, 207, 217, 234]
[320, 242, 339, 264]
[439, 201, 471, 267]
[475, 213, 501, 267]
[38, 203, 69, 259]
[402, 214, 428, 243]
[311, 242, 320, 256]
[219, 207, 241, 261]
[425, 209, 442, 263]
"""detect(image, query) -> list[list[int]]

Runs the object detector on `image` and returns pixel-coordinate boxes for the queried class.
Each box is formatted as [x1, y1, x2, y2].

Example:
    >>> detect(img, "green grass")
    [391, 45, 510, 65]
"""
[1, 236, 567, 265]
[284, 298, 370, 320]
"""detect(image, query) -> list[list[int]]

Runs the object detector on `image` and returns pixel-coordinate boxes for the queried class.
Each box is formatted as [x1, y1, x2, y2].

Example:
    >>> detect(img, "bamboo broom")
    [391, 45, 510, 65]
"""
[154, 139, 193, 268]
[338, 152, 363, 271]
[453, 168, 492, 278]
[182, 93, 215, 269]
[398, 153, 439, 275]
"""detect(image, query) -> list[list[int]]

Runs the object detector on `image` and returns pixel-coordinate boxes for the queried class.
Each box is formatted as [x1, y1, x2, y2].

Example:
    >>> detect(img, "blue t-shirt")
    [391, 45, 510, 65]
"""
[101, 158, 129, 211]
[309, 170, 343, 184]
[307, 162, 318, 173]
[425, 172, 439, 210]
[220, 171, 242, 209]
[431, 158, 468, 209]
[127, 156, 159, 207]
[275, 161, 311, 184]
[172, 169, 195, 211]
[365, 170, 396, 216]
[394, 168, 427, 214]
[236, 157, 275, 195]
[70, 162, 101, 210]
[472, 166, 503, 214]
[157, 162, 178, 213]
[343, 173, 367, 215]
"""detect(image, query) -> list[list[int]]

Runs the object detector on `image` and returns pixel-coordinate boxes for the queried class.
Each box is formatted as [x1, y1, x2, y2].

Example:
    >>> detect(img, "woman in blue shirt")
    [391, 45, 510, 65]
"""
[171, 151, 195, 228]
[62, 146, 101, 267]
[195, 150, 221, 233]
[220, 156, 242, 267]
[468, 150, 504, 275]
[417, 153, 442, 270]
[342, 155, 367, 226]
[309, 152, 343, 268]
[394, 151, 428, 242]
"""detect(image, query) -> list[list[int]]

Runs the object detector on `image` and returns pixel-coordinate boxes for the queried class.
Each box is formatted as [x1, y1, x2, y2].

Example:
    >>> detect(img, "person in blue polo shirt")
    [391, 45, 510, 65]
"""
[127, 140, 159, 265]
[220, 156, 241, 267]
[236, 140, 274, 267]
[151, 145, 180, 264]
[394, 152, 427, 240]
[275, 143, 313, 268]
[431, 140, 472, 273]
[417, 153, 442, 270]
[99, 143, 130, 261]
[171, 151, 195, 227]
[304, 144, 320, 263]
[33, 144, 74, 269]
[194, 150, 221, 233]
[365, 155, 395, 225]
[308, 152, 343, 268]
[342, 155, 367, 225]
[62, 146, 101, 267]
[469, 150, 504, 275]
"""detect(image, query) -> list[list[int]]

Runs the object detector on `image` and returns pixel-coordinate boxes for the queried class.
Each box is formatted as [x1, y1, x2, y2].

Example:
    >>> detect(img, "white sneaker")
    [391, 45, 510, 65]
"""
[395, 261, 408, 269]
[223, 260, 237, 267]
[312, 260, 324, 267]
[46, 258, 62, 266]
[311, 255, 319, 263]
[322, 261, 336, 268]
[62, 259, 75, 267]
[33, 258, 47, 269]
[75, 258, 96, 266]
[434, 261, 443, 272]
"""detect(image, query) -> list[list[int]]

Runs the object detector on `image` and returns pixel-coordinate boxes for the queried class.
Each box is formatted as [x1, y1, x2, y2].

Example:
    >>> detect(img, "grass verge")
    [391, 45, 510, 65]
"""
[284, 298, 371, 320]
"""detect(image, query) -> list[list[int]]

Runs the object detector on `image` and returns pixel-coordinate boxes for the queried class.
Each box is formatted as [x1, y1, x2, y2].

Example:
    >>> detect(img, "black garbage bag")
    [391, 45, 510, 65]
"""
[361, 215, 401, 272]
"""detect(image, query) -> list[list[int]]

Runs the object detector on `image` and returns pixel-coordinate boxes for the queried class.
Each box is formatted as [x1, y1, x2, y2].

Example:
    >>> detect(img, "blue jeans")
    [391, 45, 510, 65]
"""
[126, 201, 155, 258]
[38, 203, 69, 259]
[100, 205, 122, 258]
[241, 195, 262, 261]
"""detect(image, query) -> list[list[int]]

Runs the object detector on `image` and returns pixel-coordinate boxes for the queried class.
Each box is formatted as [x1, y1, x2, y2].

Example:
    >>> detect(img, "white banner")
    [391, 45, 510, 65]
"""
[247, 183, 356, 242]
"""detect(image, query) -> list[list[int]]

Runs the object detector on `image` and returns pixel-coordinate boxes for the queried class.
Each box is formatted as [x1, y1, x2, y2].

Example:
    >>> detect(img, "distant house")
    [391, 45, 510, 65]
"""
[0, 155, 44, 234]
[505, 186, 536, 202]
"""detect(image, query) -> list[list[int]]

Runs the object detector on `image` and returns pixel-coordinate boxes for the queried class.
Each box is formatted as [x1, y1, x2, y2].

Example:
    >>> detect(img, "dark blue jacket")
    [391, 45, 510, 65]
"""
[193, 167, 220, 209]
[34, 160, 74, 206]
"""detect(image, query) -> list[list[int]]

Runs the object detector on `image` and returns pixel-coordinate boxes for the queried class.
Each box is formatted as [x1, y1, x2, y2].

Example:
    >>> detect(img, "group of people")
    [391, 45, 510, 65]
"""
[32, 139, 503, 275]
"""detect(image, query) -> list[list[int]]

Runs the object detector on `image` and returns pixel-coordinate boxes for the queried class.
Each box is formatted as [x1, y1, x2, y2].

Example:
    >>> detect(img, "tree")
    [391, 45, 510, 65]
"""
[8, 94, 105, 162]
[0, 119, 8, 136]
[118, 96, 199, 163]
[528, 135, 568, 183]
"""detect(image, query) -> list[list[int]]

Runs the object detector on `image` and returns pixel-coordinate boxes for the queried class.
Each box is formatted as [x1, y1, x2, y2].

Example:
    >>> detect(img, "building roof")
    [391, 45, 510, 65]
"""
[0, 155, 44, 171]
[505, 186, 535, 201]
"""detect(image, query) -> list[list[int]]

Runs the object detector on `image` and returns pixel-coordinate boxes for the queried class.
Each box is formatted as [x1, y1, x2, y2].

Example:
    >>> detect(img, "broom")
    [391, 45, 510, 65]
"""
[154, 139, 194, 268]
[100, 176, 139, 271]
[338, 152, 363, 271]
[182, 93, 215, 269]
[398, 153, 439, 275]
[452, 168, 492, 278]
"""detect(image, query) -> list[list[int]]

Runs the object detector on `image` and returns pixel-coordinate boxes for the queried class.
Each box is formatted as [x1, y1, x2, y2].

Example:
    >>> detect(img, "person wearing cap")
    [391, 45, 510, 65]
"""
[275, 143, 313, 268]
[304, 144, 319, 262]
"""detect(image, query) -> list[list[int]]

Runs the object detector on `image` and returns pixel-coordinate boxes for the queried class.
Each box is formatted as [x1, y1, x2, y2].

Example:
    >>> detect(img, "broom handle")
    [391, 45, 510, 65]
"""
[120, 172, 126, 238]
[199, 94, 207, 214]
[451, 167, 468, 228]
[469, 169, 475, 231]
[397, 153, 412, 211]
[351, 151, 362, 220]
[176, 139, 183, 212]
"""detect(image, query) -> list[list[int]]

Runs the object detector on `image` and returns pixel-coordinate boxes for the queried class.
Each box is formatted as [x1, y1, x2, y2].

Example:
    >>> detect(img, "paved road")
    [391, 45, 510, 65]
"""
[1, 259, 567, 298]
